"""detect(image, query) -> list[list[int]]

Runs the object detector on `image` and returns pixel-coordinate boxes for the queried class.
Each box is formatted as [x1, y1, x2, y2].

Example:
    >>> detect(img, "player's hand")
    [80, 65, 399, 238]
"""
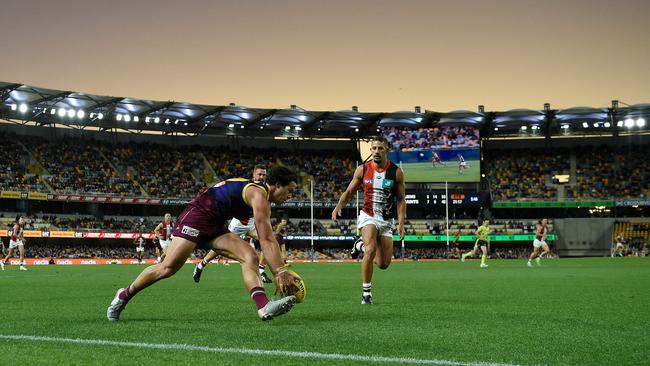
[397, 223, 405, 241]
[273, 266, 298, 296]
[331, 206, 342, 221]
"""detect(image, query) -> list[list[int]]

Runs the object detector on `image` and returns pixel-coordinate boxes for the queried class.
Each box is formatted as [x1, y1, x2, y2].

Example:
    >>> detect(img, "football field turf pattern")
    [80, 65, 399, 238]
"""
[400, 160, 480, 182]
[0, 258, 647, 365]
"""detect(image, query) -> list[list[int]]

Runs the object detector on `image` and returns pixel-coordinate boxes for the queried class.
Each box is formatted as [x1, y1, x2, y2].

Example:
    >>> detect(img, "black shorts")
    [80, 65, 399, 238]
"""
[475, 239, 488, 247]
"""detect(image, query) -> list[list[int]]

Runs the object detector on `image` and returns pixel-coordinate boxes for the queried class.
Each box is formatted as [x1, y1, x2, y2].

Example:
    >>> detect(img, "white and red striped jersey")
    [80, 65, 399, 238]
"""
[361, 160, 399, 219]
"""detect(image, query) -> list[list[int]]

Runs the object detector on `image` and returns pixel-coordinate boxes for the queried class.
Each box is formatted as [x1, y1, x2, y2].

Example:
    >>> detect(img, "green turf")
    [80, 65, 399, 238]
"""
[400, 160, 480, 182]
[0, 258, 648, 365]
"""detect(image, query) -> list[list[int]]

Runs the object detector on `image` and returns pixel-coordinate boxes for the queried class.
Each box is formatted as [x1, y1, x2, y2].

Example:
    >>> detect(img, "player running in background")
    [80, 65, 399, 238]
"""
[133, 228, 146, 264]
[107, 166, 300, 322]
[457, 153, 470, 174]
[154, 213, 174, 263]
[450, 230, 461, 259]
[332, 136, 406, 305]
[432, 151, 447, 167]
[193, 165, 270, 283]
[612, 232, 626, 257]
[462, 219, 490, 268]
[1, 216, 28, 271]
[274, 218, 288, 263]
[528, 218, 551, 267]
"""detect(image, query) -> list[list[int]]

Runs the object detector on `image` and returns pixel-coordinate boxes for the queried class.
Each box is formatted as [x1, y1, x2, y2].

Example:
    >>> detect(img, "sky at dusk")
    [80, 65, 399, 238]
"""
[0, 0, 648, 113]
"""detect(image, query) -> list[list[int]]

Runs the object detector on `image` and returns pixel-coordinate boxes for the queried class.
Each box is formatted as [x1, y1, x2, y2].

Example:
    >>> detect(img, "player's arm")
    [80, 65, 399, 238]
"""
[153, 223, 163, 239]
[247, 187, 296, 293]
[396, 167, 406, 240]
[331, 165, 363, 221]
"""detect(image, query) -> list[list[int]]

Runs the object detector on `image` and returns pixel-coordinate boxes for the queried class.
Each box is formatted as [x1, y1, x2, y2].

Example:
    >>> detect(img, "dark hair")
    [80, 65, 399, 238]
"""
[267, 166, 296, 186]
[253, 164, 266, 172]
[370, 135, 390, 149]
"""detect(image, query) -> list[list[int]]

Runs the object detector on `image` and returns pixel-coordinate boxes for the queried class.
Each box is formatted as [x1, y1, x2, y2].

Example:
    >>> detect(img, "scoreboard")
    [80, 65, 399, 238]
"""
[404, 192, 481, 207]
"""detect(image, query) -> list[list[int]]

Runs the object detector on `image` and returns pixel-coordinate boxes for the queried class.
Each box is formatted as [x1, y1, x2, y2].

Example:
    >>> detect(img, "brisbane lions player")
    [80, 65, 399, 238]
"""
[332, 136, 406, 305]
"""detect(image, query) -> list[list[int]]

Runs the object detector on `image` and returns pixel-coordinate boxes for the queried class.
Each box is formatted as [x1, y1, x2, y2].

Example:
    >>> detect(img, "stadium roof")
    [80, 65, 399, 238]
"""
[1, 81, 649, 138]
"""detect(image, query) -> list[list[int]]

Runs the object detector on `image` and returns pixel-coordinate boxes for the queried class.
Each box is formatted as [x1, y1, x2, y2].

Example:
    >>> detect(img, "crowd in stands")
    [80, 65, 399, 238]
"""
[3, 132, 650, 202]
[486, 148, 569, 201]
[382, 126, 479, 151]
[487, 146, 650, 201]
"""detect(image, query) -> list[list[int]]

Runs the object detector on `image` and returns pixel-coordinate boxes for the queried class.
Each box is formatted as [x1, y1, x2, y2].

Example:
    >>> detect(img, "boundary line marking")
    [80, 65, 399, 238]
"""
[0, 334, 530, 366]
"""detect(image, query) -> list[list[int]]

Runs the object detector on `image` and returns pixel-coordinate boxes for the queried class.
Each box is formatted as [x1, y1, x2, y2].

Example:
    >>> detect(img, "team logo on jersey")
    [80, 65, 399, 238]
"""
[181, 225, 200, 237]
[382, 179, 394, 188]
[363, 179, 373, 184]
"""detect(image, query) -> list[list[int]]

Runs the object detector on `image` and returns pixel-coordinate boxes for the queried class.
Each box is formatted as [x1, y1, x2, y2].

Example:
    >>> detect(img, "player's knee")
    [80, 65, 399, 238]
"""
[157, 264, 178, 279]
[377, 261, 390, 270]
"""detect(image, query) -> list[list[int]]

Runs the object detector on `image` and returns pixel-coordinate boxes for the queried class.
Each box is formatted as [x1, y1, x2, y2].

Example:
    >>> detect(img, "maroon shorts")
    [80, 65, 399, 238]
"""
[172, 205, 230, 249]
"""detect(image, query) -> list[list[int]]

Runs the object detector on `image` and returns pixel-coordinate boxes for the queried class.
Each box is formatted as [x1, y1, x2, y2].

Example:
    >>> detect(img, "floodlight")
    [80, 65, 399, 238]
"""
[19, 104, 28, 113]
[636, 118, 645, 127]
[76, 110, 85, 119]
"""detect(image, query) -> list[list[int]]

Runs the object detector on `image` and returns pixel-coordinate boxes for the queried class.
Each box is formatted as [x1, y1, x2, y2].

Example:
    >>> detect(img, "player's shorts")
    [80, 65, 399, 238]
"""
[159, 239, 172, 250]
[228, 218, 255, 238]
[358, 211, 394, 237]
[616, 242, 625, 249]
[135, 246, 145, 253]
[172, 205, 230, 249]
[459, 162, 468, 167]
[9, 240, 24, 249]
[475, 239, 488, 248]
[533, 239, 548, 249]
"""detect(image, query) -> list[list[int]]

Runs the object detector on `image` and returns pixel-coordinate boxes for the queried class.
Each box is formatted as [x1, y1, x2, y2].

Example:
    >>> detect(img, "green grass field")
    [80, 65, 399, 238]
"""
[1, 258, 648, 365]
[400, 160, 480, 182]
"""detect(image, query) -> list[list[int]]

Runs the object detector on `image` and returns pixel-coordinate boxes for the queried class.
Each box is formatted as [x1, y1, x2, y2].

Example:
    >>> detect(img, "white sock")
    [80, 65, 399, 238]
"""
[362, 282, 372, 296]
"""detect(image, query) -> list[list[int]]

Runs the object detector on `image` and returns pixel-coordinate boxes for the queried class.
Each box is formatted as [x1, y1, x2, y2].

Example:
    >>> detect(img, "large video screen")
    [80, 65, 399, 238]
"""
[382, 126, 480, 183]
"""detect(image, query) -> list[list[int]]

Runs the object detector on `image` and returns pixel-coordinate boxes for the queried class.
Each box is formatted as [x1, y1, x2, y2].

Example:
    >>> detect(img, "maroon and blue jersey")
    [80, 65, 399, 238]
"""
[189, 178, 269, 221]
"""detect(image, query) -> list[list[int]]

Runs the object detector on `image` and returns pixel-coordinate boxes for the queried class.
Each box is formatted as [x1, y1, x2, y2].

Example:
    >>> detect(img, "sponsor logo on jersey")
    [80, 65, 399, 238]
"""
[363, 179, 373, 184]
[182, 225, 200, 237]
[382, 179, 394, 188]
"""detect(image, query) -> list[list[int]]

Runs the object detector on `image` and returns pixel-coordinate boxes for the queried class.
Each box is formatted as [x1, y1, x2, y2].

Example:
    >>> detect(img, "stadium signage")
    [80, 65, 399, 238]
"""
[47, 194, 163, 205]
[390, 234, 557, 242]
[615, 199, 650, 207]
[492, 200, 614, 208]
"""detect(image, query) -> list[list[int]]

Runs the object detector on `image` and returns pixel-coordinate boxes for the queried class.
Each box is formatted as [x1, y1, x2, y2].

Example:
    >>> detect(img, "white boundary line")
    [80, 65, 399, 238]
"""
[0, 334, 530, 366]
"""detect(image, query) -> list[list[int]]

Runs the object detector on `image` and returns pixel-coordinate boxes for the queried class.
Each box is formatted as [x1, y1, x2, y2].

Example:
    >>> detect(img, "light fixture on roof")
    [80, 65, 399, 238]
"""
[228, 123, 235, 128]
[617, 120, 623, 127]
[58, 108, 66, 117]
[165, 119, 171, 124]
[531, 125, 538, 130]
[97, 113, 104, 120]
[154, 117, 160, 124]
[76, 110, 85, 119]
[604, 122, 611, 128]
[520, 126, 527, 131]
[354, 128, 359, 132]
[295, 126, 301, 131]
[285, 126, 291, 131]
[116, 114, 123, 121]
[593, 122, 599, 128]
[183, 122, 188, 126]
[11, 104, 17, 111]
[415, 106, 421, 113]
[561, 124, 570, 129]
[494, 127, 499, 131]
[50, 108, 56, 115]
[19, 104, 28, 113]
[352, 106, 358, 112]
[124, 114, 131, 122]
[624, 118, 634, 128]
[145, 117, 150, 123]
[133, 116, 139, 122]
[636, 118, 646, 127]
[67, 109, 75, 118]
[260, 126, 264, 129]
[240, 125, 244, 129]
[174, 119, 179, 125]
[582, 122, 589, 128]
